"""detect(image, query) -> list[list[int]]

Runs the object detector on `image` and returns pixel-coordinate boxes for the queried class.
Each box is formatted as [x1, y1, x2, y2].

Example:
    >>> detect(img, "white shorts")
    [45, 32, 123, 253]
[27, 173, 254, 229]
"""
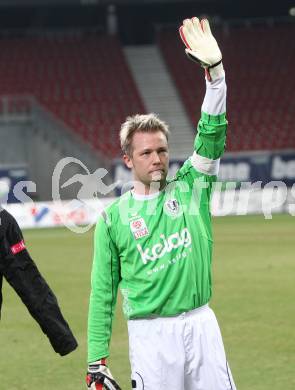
[127, 304, 236, 390]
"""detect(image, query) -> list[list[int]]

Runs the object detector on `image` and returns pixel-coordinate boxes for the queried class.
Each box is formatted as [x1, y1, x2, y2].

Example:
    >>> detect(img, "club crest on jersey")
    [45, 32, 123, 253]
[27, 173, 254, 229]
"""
[130, 217, 149, 240]
[164, 198, 181, 216]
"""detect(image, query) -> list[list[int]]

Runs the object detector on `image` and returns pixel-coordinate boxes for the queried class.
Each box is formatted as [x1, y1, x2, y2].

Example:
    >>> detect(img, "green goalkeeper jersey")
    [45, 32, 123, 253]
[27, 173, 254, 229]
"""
[88, 76, 227, 362]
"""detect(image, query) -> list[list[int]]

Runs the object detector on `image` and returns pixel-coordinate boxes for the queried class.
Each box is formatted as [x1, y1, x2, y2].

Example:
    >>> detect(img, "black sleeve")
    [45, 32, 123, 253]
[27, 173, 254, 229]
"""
[0, 209, 78, 356]
[0, 272, 3, 317]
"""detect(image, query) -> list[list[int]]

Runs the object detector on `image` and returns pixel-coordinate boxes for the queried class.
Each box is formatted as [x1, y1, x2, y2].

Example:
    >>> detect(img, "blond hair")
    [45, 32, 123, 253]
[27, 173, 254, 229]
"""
[120, 113, 169, 156]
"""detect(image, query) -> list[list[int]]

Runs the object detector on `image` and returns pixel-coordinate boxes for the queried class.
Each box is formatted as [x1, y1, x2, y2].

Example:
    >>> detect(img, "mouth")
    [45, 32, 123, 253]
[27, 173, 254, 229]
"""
[149, 169, 164, 174]
[150, 169, 165, 180]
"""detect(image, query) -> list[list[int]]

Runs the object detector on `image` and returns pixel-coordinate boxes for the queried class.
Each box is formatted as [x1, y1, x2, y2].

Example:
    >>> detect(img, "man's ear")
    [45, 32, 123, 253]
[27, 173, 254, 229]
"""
[123, 154, 133, 169]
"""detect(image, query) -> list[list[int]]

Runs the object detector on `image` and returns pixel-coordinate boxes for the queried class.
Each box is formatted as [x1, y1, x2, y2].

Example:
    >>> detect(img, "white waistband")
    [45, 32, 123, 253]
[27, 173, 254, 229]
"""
[129, 304, 210, 323]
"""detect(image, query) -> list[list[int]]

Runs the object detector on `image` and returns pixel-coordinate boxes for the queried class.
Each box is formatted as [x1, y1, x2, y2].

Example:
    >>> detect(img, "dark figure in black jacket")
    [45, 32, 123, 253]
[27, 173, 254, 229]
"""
[0, 207, 78, 356]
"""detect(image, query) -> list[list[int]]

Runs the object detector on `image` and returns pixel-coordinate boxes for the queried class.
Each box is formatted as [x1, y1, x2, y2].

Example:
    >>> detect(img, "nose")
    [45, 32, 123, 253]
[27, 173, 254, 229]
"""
[152, 151, 161, 164]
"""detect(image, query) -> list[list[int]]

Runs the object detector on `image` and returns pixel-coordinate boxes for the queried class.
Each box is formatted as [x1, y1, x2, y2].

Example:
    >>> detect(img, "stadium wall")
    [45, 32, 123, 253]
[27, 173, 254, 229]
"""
[0, 123, 31, 165]
[0, 96, 108, 202]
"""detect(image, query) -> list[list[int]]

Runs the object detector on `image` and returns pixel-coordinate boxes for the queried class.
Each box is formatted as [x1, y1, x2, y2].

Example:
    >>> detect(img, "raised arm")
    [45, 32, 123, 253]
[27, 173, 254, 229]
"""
[179, 17, 227, 177]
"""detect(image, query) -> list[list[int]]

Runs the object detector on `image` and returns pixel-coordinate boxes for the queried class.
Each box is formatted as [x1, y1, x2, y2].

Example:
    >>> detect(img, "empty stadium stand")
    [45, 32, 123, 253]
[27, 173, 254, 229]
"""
[1, 23, 294, 157]
[158, 23, 295, 152]
[0, 35, 145, 158]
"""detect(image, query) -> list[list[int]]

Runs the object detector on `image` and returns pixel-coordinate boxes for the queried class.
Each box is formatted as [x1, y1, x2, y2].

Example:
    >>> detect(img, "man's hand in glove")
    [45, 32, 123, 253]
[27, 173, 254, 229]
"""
[86, 359, 121, 390]
[179, 17, 224, 81]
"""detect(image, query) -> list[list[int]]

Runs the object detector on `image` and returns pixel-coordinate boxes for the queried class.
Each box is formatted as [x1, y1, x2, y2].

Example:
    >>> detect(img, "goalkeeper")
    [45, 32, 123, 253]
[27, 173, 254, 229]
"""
[87, 17, 237, 390]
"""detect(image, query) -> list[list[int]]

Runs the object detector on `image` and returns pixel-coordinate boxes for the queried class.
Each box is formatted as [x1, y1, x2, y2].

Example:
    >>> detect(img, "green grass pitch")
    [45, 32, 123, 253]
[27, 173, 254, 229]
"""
[0, 214, 294, 389]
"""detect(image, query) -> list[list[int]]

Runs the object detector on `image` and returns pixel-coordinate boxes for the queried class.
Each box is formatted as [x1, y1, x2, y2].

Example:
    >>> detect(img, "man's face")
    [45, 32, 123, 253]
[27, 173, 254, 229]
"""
[123, 130, 169, 190]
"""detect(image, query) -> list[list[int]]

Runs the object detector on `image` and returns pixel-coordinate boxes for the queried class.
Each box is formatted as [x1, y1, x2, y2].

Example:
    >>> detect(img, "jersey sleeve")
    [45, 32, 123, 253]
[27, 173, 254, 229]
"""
[175, 75, 227, 184]
[170, 75, 227, 209]
[87, 211, 121, 363]
[191, 75, 227, 176]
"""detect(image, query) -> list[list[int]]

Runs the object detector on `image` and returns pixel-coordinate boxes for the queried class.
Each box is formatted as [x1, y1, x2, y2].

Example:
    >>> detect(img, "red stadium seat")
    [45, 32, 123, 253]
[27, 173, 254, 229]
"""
[0, 35, 145, 158]
[157, 23, 295, 152]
